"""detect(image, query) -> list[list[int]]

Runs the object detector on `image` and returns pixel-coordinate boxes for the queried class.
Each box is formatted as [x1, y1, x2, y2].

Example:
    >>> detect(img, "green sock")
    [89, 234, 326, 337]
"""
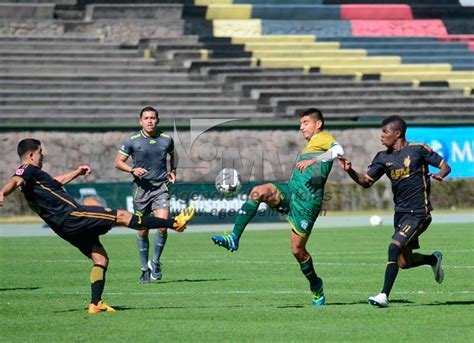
[232, 199, 259, 239]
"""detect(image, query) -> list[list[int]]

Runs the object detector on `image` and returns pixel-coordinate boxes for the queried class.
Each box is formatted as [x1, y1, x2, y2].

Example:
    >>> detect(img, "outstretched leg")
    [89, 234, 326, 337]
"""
[211, 183, 281, 251]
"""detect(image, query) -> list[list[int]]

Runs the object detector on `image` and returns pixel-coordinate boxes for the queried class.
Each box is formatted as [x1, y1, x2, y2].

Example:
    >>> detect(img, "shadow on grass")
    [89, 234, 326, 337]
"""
[418, 300, 474, 306]
[156, 278, 231, 284]
[0, 287, 41, 292]
[56, 299, 473, 313]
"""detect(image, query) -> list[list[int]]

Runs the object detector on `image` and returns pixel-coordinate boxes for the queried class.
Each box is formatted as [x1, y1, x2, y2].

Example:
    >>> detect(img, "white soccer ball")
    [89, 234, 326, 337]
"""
[369, 215, 383, 226]
[215, 168, 242, 196]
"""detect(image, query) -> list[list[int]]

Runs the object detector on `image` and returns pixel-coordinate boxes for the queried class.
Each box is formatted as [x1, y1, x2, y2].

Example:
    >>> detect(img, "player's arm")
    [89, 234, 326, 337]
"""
[429, 159, 451, 181]
[296, 142, 345, 172]
[168, 152, 177, 184]
[114, 152, 147, 177]
[0, 176, 26, 207]
[54, 165, 91, 186]
[338, 157, 374, 188]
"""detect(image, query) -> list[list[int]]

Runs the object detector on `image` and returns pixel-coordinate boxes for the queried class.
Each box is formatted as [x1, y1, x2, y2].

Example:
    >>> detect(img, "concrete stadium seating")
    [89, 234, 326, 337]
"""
[0, 0, 472, 124]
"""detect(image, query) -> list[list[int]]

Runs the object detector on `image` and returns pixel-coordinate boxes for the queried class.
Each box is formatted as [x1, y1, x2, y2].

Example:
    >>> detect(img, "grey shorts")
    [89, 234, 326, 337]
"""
[132, 182, 169, 216]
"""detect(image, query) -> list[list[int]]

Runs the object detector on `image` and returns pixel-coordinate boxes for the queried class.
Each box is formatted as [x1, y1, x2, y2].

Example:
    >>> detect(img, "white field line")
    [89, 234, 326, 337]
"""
[43, 259, 474, 269]
[36, 290, 473, 296]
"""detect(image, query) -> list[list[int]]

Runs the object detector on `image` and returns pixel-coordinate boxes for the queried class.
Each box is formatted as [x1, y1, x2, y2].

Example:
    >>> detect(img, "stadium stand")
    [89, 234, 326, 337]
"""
[0, 0, 472, 124]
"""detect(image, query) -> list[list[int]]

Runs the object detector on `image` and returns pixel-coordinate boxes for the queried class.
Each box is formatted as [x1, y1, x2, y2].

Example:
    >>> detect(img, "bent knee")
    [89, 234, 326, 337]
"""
[249, 186, 265, 201]
[291, 248, 307, 262]
[398, 259, 411, 269]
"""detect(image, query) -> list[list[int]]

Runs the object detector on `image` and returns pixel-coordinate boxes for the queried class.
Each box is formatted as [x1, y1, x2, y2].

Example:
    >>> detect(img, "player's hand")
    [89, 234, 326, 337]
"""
[338, 156, 352, 171]
[429, 173, 444, 181]
[132, 167, 148, 177]
[77, 165, 91, 176]
[296, 159, 316, 172]
[0, 192, 4, 207]
[168, 171, 176, 184]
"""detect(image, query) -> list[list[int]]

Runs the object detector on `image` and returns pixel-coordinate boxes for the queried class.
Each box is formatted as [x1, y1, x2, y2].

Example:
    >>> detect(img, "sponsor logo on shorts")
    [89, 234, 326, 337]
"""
[300, 220, 309, 230]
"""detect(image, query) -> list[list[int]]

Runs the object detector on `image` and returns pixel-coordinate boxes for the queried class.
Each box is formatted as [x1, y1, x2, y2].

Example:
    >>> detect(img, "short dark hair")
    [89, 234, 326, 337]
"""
[299, 108, 324, 130]
[381, 115, 407, 138]
[17, 138, 41, 159]
[139, 106, 159, 119]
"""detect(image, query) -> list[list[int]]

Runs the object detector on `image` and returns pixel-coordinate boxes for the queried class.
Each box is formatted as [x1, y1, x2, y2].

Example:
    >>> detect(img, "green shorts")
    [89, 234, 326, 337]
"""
[272, 182, 321, 237]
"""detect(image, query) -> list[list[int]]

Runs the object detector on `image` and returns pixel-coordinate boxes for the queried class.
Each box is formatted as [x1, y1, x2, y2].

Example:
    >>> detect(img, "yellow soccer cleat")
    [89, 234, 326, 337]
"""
[88, 300, 116, 314]
[173, 206, 195, 232]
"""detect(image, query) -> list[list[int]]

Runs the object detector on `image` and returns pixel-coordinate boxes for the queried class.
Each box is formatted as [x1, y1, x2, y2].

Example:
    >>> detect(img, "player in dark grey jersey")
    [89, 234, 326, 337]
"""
[339, 116, 451, 307]
[115, 107, 176, 283]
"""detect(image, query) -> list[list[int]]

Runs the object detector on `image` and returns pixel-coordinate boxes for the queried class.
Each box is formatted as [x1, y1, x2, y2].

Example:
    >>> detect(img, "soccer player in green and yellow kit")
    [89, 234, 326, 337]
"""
[211, 108, 344, 306]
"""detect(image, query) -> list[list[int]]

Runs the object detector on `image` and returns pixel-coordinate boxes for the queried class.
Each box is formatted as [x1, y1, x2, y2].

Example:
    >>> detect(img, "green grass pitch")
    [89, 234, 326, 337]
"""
[1, 223, 473, 342]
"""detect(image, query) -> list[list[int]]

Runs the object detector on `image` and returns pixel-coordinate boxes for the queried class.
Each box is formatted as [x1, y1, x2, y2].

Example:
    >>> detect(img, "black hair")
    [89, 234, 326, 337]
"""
[17, 138, 41, 159]
[299, 108, 324, 130]
[381, 115, 407, 138]
[139, 106, 159, 119]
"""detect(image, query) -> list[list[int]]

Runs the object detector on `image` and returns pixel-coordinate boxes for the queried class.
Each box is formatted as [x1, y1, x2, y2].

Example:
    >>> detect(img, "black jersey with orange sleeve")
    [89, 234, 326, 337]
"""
[14, 164, 80, 227]
[366, 143, 444, 213]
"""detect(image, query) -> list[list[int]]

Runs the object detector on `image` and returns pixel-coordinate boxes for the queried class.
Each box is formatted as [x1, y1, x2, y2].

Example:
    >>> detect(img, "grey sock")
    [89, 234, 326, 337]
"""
[136, 234, 149, 270]
[152, 230, 168, 263]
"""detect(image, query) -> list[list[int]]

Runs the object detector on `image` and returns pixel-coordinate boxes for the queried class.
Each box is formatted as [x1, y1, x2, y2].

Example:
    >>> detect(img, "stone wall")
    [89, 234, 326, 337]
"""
[0, 128, 382, 186]
[0, 20, 184, 44]
[2, 128, 472, 216]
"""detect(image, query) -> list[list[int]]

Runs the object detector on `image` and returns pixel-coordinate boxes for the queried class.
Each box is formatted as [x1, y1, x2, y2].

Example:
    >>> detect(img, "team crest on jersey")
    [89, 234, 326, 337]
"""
[150, 140, 156, 144]
[404, 155, 411, 168]
[15, 168, 25, 176]
[300, 220, 309, 230]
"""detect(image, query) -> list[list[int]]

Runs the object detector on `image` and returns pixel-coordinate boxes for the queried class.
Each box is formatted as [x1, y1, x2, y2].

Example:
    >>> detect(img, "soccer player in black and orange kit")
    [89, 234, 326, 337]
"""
[0, 139, 194, 313]
[338, 116, 451, 307]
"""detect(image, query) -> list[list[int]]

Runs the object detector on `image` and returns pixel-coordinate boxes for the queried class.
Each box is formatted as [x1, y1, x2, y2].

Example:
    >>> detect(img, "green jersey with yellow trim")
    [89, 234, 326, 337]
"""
[288, 132, 337, 204]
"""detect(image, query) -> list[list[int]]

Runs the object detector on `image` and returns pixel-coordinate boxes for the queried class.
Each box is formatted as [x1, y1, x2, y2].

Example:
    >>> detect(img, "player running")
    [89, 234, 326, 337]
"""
[338, 115, 451, 307]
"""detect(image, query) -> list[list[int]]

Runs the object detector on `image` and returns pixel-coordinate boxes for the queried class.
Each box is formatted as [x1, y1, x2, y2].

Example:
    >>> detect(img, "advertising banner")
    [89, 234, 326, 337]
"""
[407, 127, 474, 178]
[65, 182, 284, 224]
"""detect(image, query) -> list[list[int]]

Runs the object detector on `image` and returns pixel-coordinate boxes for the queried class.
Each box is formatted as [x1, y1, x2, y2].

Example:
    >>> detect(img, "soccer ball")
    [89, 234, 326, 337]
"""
[215, 168, 242, 196]
[369, 215, 383, 226]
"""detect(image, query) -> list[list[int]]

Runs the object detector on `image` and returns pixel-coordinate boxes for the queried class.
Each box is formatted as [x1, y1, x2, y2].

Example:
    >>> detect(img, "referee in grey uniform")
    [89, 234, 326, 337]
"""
[115, 106, 176, 283]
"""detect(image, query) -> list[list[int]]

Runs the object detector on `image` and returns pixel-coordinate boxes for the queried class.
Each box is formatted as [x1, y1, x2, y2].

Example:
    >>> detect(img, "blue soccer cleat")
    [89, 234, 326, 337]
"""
[211, 232, 239, 252]
[311, 281, 326, 307]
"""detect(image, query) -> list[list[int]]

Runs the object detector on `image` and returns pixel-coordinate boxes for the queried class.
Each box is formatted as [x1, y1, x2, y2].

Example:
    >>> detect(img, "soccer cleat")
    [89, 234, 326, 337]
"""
[431, 251, 444, 284]
[88, 300, 116, 314]
[140, 268, 151, 284]
[211, 232, 239, 252]
[368, 293, 389, 307]
[311, 283, 325, 307]
[148, 260, 162, 281]
[173, 206, 195, 232]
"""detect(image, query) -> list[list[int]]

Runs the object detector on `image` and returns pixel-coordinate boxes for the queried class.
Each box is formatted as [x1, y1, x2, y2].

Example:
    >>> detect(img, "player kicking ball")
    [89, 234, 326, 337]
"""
[211, 108, 344, 306]
[338, 116, 450, 307]
[0, 139, 195, 313]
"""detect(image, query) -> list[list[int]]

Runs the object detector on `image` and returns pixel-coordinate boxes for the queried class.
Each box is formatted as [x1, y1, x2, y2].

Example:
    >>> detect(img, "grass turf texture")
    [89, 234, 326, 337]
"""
[1, 223, 473, 342]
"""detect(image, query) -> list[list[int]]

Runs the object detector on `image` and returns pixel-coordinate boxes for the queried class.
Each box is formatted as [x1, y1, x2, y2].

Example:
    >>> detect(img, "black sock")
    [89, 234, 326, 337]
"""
[300, 257, 322, 291]
[90, 264, 106, 305]
[409, 253, 437, 268]
[128, 214, 175, 230]
[382, 243, 401, 297]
